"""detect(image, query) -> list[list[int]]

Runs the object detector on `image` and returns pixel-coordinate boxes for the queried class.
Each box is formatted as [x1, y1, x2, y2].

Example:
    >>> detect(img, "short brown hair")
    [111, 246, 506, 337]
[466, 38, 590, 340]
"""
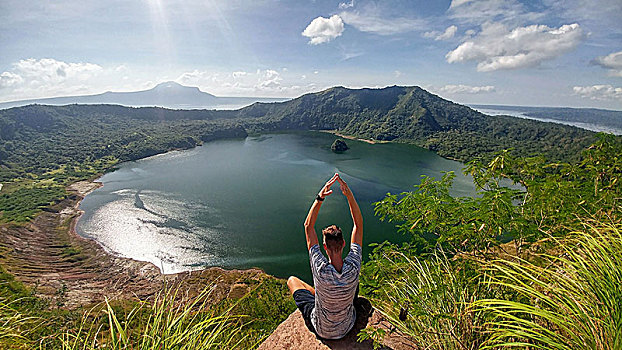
[322, 225, 344, 252]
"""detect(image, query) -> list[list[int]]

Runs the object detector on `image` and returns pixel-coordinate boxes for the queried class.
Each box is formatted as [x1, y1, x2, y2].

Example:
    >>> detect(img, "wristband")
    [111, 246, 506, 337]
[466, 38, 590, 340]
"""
[315, 195, 325, 202]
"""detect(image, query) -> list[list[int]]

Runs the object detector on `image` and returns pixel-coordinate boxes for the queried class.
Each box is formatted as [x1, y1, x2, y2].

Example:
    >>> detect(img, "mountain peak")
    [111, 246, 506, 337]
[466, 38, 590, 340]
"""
[152, 81, 198, 92]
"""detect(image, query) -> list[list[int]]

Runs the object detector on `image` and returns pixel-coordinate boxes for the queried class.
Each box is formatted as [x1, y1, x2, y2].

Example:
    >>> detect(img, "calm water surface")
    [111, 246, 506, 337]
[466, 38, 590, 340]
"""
[77, 132, 473, 280]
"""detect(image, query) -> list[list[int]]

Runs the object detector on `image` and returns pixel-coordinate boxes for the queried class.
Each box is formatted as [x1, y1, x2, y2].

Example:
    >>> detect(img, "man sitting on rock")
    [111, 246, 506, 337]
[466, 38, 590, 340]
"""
[287, 173, 363, 340]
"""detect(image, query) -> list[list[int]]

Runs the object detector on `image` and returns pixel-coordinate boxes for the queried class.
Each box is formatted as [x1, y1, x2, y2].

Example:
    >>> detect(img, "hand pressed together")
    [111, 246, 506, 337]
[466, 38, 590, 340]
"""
[317, 173, 338, 199]
[336, 174, 351, 197]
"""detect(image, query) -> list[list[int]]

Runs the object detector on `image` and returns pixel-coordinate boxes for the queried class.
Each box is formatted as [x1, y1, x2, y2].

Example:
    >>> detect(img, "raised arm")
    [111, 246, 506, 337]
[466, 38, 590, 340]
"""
[336, 174, 363, 246]
[304, 174, 338, 250]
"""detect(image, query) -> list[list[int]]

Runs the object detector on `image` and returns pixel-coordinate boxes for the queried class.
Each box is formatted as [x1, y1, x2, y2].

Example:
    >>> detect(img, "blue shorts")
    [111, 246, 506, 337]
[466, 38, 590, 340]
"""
[293, 289, 315, 331]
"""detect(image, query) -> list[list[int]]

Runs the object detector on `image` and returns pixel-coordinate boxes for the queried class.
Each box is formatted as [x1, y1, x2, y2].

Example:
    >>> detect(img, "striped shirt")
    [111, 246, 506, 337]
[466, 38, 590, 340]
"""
[309, 243, 362, 339]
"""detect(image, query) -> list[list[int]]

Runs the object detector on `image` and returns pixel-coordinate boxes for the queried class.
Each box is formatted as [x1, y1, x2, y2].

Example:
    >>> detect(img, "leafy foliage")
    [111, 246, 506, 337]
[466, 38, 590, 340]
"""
[0, 87, 603, 223]
[361, 135, 621, 349]
[240, 86, 596, 162]
[373, 134, 621, 255]
[0, 86, 618, 348]
[213, 277, 296, 348]
[0, 105, 248, 223]
[0, 184, 66, 222]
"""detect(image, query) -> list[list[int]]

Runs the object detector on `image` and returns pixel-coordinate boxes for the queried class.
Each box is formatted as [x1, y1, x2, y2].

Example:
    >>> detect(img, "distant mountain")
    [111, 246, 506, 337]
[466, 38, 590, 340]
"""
[471, 104, 622, 135]
[0, 81, 288, 110]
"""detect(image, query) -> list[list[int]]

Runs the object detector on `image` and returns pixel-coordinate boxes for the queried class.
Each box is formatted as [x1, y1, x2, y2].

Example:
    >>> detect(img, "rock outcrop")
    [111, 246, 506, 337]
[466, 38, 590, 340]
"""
[258, 298, 414, 350]
[331, 139, 349, 153]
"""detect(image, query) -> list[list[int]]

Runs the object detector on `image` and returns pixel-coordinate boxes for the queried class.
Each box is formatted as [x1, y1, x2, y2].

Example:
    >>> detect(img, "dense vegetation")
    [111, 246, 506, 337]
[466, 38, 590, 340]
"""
[0, 105, 247, 222]
[359, 134, 621, 349]
[0, 86, 618, 349]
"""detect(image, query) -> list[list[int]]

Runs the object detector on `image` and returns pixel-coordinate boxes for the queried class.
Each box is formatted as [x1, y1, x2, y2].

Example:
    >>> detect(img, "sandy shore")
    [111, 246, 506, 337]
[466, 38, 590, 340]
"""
[0, 179, 269, 309]
[319, 130, 386, 144]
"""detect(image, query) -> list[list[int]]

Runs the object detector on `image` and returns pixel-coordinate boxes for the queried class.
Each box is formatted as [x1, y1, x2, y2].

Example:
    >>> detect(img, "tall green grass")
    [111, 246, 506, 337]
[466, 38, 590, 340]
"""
[60, 285, 245, 350]
[477, 222, 622, 350]
[362, 248, 494, 350]
[0, 269, 293, 349]
[0, 297, 42, 349]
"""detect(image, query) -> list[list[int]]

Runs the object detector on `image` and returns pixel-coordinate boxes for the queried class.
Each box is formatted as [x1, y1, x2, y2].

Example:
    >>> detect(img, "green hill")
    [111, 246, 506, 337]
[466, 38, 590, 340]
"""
[234, 86, 596, 160]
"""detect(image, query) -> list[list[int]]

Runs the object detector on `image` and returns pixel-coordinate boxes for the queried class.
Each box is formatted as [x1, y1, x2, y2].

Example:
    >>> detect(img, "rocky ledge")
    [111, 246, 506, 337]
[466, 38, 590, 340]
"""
[258, 298, 415, 350]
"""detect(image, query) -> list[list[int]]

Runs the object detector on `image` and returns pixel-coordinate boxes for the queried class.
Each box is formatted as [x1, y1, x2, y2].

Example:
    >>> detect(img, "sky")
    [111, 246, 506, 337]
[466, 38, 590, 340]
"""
[0, 0, 621, 109]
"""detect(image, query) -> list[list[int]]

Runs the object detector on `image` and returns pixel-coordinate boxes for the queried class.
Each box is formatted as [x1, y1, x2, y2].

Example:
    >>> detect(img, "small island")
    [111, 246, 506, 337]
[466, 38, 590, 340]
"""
[331, 138, 349, 153]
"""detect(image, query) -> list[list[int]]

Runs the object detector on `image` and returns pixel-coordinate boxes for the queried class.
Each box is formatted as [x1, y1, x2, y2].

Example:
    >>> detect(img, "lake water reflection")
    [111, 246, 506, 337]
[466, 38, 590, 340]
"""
[77, 132, 474, 280]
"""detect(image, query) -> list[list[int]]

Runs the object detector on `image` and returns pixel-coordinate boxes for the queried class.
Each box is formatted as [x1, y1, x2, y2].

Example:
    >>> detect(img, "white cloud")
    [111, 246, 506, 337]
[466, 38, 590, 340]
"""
[257, 69, 282, 89]
[464, 29, 476, 37]
[449, 0, 474, 9]
[0, 72, 23, 88]
[0, 58, 106, 100]
[446, 22, 584, 72]
[115, 64, 128, 72]
[338, 0, 354, 10]
[338, 45, 364, 61]
[302, 15, 345, 45]
[424, 25, 458, 41]
[394, 70, 402, 78]
[573, 85, 622, 102]
[339, 9, 424, 35]
[7, 58, 103, 84]
[437, 25, 458, 40]
[439, 84, 495, 94]
[593, 51, 622, 78]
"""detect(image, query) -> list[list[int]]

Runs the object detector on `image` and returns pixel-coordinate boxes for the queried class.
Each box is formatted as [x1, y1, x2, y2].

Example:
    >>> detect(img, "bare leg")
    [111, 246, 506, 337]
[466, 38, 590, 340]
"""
[287, 276, 315, 295]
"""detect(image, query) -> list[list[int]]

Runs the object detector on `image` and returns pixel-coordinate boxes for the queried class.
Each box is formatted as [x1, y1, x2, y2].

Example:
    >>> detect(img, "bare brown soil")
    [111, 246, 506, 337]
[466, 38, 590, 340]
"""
[0, 181, 267, 309]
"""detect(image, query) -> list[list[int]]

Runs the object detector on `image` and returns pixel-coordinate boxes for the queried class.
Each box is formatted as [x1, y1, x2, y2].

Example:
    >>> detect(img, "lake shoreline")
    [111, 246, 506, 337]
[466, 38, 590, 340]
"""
[319, 129, 387, 144]
[0, 176, 274, 309]
[319, 129, 466, 162]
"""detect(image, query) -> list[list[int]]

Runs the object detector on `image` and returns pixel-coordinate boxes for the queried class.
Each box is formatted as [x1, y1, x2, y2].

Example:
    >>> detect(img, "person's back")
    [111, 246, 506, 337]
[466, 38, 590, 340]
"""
[310, 241, 362, 339]
[287, 173, 364, 340]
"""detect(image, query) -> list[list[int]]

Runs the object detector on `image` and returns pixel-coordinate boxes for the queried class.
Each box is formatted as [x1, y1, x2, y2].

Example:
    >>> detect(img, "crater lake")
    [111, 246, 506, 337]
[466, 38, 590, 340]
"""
[76, 131, 474, 281]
